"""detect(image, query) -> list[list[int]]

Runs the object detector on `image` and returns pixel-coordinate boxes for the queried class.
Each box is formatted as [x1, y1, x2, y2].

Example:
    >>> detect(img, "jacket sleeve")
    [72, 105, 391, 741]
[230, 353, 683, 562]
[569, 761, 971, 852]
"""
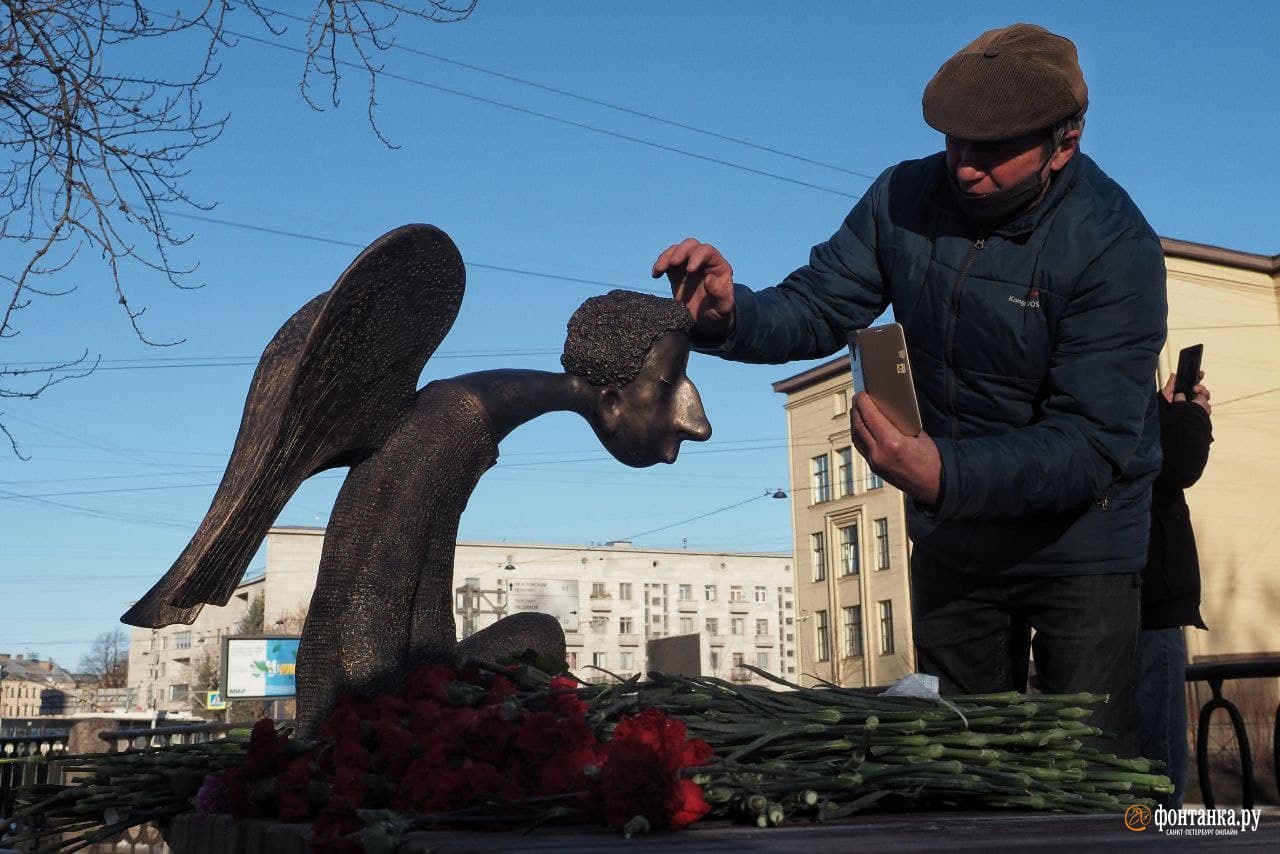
[932, 235, 1168, 520]
[705, 170, 894, 364]
[1155, 400, 1213, 491]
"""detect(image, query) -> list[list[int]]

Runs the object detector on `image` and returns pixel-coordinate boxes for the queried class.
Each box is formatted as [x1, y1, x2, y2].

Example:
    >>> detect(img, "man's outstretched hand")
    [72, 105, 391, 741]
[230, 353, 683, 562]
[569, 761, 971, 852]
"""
[851, 392, 942, 506]
[652, 238, 736, 342]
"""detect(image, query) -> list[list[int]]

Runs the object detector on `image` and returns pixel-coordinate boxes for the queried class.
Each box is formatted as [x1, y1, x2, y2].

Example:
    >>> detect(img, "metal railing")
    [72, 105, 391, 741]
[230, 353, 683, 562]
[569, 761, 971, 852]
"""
[1, 719, 269, 852]
[1185, 656, 1280, 810]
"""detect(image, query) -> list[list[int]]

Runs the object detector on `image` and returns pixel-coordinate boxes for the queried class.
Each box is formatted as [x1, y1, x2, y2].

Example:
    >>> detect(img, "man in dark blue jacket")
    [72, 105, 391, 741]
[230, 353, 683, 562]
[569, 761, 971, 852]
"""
[653, 23, 1167, 755]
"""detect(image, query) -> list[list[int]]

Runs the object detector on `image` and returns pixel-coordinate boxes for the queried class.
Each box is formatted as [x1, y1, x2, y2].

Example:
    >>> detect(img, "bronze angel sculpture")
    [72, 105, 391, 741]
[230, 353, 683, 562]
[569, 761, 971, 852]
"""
[122, 224, 712, 734]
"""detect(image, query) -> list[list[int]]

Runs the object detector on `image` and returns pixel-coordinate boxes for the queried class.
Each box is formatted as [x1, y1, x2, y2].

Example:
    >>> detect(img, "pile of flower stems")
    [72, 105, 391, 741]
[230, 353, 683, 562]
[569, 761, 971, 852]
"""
[5, 739, 250, 852]
[580, 669, 1174, 826]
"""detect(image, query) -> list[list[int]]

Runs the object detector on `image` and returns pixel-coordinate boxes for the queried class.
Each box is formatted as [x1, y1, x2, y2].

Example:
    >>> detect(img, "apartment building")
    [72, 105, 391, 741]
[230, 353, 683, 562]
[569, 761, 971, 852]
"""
[125, 575, 262, 716]
[771, 369, 914, 688]
[0, 654, 77, 723]
[265, 527, 797, 685]
[770, 236, 1280, 688]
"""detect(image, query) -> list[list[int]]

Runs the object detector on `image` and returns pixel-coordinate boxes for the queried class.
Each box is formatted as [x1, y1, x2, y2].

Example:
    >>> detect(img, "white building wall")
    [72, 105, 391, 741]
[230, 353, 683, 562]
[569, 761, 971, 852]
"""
[266, 527, 798, 688]
[125, 576, 260, 716]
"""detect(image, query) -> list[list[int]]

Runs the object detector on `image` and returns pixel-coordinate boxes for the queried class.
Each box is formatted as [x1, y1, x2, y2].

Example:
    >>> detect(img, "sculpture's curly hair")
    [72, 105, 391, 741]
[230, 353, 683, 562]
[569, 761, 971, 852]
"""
[561, 290, 693, 387]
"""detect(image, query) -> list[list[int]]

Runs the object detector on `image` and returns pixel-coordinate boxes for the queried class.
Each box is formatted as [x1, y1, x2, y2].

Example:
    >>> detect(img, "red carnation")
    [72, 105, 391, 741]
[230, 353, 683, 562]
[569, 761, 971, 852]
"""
[599, 708, 714, 830]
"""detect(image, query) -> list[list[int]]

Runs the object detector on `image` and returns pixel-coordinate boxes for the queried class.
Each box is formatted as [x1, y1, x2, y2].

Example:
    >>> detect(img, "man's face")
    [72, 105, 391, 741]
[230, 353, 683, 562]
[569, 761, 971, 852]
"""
[945, 130, 1053, 196]
[594, 330, 712, 468]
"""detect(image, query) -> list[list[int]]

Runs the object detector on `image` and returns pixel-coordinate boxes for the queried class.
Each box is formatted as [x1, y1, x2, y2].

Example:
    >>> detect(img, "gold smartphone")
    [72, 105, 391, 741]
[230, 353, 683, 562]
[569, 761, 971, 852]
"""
[849, 323, 923, 437]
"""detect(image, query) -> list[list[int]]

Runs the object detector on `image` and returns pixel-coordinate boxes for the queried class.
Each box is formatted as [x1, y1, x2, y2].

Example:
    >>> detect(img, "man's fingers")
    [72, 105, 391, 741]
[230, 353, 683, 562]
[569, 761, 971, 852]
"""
[651, 238, 700, 277]
[854, 392, 901, 444]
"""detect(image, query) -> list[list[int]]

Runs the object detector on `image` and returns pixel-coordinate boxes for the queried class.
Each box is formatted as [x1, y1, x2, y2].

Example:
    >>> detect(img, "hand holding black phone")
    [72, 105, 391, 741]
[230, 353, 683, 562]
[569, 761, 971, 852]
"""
[1174, 344, 1203, 401]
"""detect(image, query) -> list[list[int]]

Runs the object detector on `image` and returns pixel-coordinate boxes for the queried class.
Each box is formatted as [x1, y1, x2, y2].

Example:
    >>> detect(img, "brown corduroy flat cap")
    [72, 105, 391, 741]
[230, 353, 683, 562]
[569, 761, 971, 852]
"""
[922, 23, 1088, 142]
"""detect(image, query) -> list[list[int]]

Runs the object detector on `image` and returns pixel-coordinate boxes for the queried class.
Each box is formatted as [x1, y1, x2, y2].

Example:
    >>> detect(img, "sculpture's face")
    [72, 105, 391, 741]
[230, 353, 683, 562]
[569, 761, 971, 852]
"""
[594, 331, 711, 467]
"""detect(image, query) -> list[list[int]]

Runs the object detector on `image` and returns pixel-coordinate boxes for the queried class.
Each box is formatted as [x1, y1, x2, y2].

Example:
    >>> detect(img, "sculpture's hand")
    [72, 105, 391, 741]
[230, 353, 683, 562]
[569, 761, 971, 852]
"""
[652, 238, 735, 343]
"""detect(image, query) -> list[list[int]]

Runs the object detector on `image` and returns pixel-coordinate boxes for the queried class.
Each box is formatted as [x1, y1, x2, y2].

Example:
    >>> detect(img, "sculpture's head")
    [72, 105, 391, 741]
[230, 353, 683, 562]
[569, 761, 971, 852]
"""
[562, 290, 712, 467]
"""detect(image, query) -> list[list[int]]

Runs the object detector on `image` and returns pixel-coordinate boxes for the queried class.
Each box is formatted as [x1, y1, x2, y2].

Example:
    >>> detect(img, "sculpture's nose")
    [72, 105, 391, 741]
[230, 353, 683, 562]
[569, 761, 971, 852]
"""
[676, 379, 712, 443]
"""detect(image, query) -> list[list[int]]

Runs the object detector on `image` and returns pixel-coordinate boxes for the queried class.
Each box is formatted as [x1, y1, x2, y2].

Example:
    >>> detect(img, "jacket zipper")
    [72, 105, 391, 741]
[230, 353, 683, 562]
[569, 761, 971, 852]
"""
[944, 236, 985, 438]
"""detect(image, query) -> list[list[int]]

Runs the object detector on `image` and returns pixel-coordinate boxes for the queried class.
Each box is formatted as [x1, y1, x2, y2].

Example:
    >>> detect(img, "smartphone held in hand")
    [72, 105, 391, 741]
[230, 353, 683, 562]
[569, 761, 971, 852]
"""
[849, 323, 923, 437]
[1174, 344, 1203, 400]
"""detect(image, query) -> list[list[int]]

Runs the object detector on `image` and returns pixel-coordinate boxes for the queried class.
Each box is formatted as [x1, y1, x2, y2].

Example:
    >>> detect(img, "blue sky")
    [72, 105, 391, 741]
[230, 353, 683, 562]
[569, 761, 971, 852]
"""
[2, 1, 1277, 669]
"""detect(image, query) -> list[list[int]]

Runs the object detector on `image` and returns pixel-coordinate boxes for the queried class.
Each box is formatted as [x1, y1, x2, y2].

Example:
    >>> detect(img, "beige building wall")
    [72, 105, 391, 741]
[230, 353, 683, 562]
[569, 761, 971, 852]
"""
[772, 367, 915, 688]
[771, 238, 1280, 688]
[1160, 240, 1280, 664]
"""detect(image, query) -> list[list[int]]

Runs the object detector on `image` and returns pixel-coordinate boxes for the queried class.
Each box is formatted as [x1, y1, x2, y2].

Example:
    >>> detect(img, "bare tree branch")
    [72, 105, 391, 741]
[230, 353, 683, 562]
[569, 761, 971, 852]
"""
[0, 1, 477, 452]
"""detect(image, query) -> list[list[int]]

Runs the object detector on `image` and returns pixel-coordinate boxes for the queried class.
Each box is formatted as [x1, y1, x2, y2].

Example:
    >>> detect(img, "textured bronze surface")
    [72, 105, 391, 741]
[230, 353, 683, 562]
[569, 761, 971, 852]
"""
[123, 228, 711, 734]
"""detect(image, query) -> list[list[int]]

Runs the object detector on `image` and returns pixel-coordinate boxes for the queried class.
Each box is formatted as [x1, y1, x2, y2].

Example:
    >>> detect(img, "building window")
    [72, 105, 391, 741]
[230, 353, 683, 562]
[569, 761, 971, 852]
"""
[169, 683, 189, 702]
[729, 585, 745, 602]
[567, 651, 579, 670]
[879, 600, 895, 655]
[754, 585, 768, 603]
[702, 584, 716, 602]
[843, 605, 864, 657]
[710, 651, 720, 671]
[680, 616, 695, 635]
[756, 651, 769, 669]
[811, 532, 827, 582]
[590, 616, 608, 634]
[837, 446, 855, 497]
[815, 610, 830, 661]
[833, 389, 848, 416]
[812, 454, 831, 503]
[756, 618, 769, 637]
[731, 617, 744, 636]
[732, 652, 745, 668]
[593, 652, 608, 668]
[591, 582, 609, 599]
[839, 523, 860, 576]
[868, 469, 884, 490]
[677, 583, 693, 601]
[875, 517, 891, 569]
[619, 651, 634, 671]
[705, 617, 719, 636]
[174, 631, 192, 650]
[619, 616, 634, 634]
[618, 582, 633, 601]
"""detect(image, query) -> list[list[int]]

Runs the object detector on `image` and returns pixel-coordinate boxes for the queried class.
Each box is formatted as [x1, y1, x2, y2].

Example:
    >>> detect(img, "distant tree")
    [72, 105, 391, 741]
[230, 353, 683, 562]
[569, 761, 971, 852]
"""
[235, 591, 264, 635]
[78, 628, 128, 688]
[189, 646, 222, 720]
[1, 0, 478, 454]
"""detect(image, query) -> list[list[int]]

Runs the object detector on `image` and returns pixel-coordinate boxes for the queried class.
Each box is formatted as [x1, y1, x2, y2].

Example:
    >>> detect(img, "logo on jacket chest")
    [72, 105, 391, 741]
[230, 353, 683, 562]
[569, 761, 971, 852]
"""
[1007, 286, 1041, 310]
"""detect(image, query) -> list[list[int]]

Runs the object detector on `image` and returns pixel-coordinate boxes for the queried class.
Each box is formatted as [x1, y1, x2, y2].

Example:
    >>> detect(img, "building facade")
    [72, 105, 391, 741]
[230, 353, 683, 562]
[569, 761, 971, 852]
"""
[0, 654, 78, 725]
[1159, 240, 1280, 667]
[771, 237, 1280, 688]
[771, 368, 915, 688]
[265, 527, 797, 686]
[125, 575, 262, 717]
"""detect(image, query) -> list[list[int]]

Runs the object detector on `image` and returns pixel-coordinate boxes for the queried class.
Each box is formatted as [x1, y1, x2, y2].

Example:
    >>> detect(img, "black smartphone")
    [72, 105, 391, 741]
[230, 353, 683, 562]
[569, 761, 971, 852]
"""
[1174, 344, 1203, 400]
[848, 323, 923, 437]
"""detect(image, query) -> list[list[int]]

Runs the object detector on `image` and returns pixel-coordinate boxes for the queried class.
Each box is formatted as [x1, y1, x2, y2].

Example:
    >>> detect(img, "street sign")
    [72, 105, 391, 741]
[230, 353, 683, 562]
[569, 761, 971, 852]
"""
[206, 691, 226, 710]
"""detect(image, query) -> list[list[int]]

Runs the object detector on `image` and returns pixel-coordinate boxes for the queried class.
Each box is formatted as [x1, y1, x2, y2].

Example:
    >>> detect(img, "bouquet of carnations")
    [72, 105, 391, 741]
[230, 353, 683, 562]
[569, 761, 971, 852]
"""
[7, 663, 1173, 852]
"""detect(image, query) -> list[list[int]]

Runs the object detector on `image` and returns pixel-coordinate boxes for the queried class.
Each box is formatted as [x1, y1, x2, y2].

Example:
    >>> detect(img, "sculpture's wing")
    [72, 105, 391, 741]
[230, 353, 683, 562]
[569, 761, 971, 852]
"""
[122, 224, 464, 627]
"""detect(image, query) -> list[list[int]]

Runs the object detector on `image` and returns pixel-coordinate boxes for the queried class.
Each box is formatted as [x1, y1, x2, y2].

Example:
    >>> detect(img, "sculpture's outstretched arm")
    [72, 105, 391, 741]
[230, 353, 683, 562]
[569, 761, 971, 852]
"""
[122, 224, 465, 627]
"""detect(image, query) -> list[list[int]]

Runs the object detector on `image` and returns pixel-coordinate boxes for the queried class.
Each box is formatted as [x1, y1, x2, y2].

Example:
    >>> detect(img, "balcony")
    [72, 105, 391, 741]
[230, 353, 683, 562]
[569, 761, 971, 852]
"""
[588, 595, 612, 612]
[730, 667, 753, 684]
[677, 599, 699, 613]
[754, 634, 775, 647]
[707, 634, 727, 647]
[617, 633, 641, 647]
[727, 599, 751, 614]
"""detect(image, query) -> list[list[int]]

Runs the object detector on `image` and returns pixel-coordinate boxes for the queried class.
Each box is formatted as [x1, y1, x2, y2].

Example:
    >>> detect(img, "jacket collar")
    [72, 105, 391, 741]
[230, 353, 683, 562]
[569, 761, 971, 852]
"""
[928, 151, 1085, 240]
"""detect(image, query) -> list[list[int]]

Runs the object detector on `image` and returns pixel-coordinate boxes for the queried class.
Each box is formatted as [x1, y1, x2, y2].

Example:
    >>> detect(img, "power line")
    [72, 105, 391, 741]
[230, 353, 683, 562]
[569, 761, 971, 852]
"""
[159, 210, 663, 293]
[193, 17, 860, 199]
[255, 4, 878, 182]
